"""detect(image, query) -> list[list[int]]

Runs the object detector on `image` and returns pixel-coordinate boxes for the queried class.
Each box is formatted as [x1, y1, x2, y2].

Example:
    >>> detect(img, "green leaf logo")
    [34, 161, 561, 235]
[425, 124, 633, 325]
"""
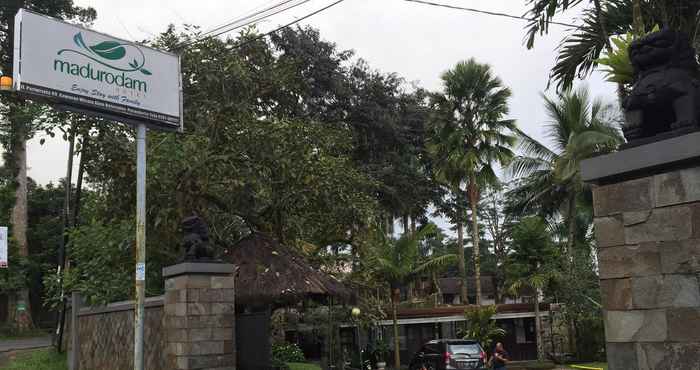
[60, 32, 154, 77]
[89, 41, 126, 60]
[73, 33, 88, 50]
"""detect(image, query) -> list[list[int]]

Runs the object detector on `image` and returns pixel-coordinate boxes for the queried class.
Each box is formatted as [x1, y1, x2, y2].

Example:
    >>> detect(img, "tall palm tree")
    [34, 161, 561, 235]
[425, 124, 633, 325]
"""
[508, 87, 622, 261]
[429, 59, 516, 305]
[368, 223, 456, 369]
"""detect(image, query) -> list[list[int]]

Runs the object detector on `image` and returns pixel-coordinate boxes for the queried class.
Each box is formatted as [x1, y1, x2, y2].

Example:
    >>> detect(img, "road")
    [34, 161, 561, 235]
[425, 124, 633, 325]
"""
[0, 336, 52, 353]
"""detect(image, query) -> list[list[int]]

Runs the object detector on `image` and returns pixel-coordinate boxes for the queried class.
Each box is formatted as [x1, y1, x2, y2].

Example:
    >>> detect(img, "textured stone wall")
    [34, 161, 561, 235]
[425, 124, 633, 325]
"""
[593, 166, 700, 370]
[163, 270, 236, 370]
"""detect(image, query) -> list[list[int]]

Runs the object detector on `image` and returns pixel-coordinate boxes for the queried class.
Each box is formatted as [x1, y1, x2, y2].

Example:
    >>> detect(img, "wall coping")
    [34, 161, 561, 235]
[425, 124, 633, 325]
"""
[162, 262, 236, 278]
[581, 131, 700, 184]
[78, 295, 164, 317]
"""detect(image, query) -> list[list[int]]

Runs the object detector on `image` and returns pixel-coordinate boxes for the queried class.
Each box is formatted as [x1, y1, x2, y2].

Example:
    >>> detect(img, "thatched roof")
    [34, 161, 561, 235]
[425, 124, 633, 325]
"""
[226, 232, 352, 306]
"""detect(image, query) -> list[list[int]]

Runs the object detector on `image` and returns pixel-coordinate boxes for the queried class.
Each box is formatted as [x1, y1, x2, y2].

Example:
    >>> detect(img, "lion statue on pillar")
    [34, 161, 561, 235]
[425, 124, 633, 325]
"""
[623, 29, 700, 143]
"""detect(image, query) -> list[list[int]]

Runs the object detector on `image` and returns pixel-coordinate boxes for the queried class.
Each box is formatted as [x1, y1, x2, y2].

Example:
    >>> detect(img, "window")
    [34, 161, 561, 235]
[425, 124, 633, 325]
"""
[448, 343, 481, 355]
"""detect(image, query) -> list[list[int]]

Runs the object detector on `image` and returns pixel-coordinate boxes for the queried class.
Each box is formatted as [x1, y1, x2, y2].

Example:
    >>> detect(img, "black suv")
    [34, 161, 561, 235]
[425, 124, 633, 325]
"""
[408, 339, 487, 370]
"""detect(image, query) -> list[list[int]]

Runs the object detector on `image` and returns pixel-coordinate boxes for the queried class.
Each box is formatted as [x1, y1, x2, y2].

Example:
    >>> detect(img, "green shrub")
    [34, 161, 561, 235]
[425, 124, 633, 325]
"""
[272, 342, 306, 363]
[3, 349, 67, 370]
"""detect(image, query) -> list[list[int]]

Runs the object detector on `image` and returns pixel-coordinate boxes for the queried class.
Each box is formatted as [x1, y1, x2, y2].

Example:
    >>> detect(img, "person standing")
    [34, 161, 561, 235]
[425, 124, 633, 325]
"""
[490, 342, 510, 370]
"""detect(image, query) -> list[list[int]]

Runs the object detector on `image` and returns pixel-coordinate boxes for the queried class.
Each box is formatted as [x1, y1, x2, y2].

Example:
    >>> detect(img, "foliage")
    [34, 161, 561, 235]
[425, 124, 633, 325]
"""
[458, 305, 506, 350]
[368, 223, 456, 292]
[524, 0, 700, 91]
[1, 349, 67, 370]
[595, 33, 635, 85]
[429, 58, 517, 304]
[367, 223, 456, 368]
[596, 25, 660, 85]
[370, 339, 391, 363]
[44, 221, 134, 308]
[508, 87, 621, 251]
[272, 342, 306, 363]
[508, 218, 558, 293]
[287, 363, 322, 370]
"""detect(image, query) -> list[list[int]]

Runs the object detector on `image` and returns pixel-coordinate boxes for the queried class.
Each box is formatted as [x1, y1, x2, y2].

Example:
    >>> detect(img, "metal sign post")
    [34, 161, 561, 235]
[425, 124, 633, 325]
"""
[134, 123, 147, 370]
[0, 226, 7, 268]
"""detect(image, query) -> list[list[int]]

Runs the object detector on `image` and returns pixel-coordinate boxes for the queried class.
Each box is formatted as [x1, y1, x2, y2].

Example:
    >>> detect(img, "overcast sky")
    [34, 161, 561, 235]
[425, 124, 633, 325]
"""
[26, 0, 615, 186]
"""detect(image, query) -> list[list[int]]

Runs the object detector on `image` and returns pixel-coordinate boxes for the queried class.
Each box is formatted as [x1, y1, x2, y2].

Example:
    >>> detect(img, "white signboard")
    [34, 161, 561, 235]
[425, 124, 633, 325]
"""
[13, 9, 183, 131]
[0, 227, 7, 268]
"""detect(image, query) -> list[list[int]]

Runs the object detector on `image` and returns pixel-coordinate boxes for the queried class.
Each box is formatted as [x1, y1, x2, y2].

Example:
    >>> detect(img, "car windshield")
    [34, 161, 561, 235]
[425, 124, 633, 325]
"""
[448, 343, 481, 355]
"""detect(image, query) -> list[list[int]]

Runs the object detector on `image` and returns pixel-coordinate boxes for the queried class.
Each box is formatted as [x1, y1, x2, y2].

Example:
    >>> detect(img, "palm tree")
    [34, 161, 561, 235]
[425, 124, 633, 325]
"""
[460, 305, 506, 351]
[428, 59, 516, 306]
[524, 0, 700, 92]
[507, 216, 559, 362]
[368, 223, 456, 369]
[508, 87, 622, 262]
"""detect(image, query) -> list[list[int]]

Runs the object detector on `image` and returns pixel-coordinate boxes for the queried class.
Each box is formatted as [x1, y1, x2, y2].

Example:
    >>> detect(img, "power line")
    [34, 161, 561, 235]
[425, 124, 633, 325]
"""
[216, 0, 346, 50]
[179, 0, 315, 48]
[197, 0, 299, 39]
[403, 0, 578, 28]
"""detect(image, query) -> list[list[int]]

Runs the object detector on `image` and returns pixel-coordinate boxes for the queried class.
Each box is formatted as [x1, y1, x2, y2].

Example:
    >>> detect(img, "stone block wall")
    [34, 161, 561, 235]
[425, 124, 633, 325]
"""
[593, 166, 700, 369]
[163, 265, 236, 370]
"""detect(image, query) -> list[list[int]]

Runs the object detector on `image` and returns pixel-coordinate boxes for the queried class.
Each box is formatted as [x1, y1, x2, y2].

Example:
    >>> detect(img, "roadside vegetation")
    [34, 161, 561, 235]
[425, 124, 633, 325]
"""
[1, 349, 67, 370]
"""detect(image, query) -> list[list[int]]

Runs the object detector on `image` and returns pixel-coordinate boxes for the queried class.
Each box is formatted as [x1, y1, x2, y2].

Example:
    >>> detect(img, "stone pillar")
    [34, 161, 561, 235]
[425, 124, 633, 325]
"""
[163, 262, 236, 370]
[582, 132, 700, 370]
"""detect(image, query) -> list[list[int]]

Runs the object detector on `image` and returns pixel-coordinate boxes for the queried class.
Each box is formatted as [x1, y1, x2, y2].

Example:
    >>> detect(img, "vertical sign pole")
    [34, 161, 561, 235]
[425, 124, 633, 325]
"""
[134, 123, 147, 370]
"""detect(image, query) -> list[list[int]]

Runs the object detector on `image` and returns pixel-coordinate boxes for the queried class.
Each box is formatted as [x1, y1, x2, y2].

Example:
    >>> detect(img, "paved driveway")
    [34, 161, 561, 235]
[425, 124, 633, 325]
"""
[0, 336, 52, 352]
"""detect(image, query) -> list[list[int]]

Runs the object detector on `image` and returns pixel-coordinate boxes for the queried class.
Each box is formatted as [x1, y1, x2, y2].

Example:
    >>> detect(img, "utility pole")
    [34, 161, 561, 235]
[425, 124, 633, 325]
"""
[134, 123, 147, 370]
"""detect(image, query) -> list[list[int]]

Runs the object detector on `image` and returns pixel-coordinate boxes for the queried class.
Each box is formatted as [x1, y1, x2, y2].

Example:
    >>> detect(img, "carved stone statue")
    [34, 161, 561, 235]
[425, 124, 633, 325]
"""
[181, 216, 215, 262]
[623, 29, 700, 143]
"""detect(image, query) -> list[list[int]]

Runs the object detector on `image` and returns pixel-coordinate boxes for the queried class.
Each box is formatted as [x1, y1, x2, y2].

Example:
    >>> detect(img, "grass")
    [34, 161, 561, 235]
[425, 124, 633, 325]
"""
[287, 363, 322, 370]
[568, 363, 607, 370]
[1, 349, 67, 370]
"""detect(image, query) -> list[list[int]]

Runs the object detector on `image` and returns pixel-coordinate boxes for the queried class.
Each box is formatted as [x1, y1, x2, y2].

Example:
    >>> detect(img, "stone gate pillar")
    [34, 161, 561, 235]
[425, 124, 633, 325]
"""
[582, 132, 700, 370]
[163, 262, 236, 370]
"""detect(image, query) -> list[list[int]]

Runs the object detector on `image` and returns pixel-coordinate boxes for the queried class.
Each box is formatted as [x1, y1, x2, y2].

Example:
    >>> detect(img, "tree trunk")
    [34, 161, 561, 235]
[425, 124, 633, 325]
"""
[457, 218, 468, 304]
[432, 271, 442, 307]
[9, 114, 32, 330]
[469, 180, 482, 306]
[535, 289, 544, 361]
[56, 125, 76, 352]
[402, 215, 409, 236]
[632, 0, 644, 35]
[72, 132, 89, 227]
[392, 291, 401, 370]
[410, 217, 416, 235]
[565, 194, 576, 266]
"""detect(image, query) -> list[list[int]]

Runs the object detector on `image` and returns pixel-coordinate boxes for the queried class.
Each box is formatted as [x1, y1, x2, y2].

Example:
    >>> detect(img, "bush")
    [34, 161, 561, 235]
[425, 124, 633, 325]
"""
[272, 342, 306, 363]
[3, 349, 67, 370]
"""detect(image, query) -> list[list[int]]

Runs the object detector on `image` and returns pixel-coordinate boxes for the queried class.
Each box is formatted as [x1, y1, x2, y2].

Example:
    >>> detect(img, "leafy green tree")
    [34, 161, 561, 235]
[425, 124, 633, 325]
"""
[507, 216, 559, 361]
[44, 221, 134, 308]
[428, 59, 517, 305]
[479, 185, 514, 304]
[0, 0, 95, 330]
[459, 305, 506, 351]
[508, 87, 622, 262]
[367, 224, 456, 369]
